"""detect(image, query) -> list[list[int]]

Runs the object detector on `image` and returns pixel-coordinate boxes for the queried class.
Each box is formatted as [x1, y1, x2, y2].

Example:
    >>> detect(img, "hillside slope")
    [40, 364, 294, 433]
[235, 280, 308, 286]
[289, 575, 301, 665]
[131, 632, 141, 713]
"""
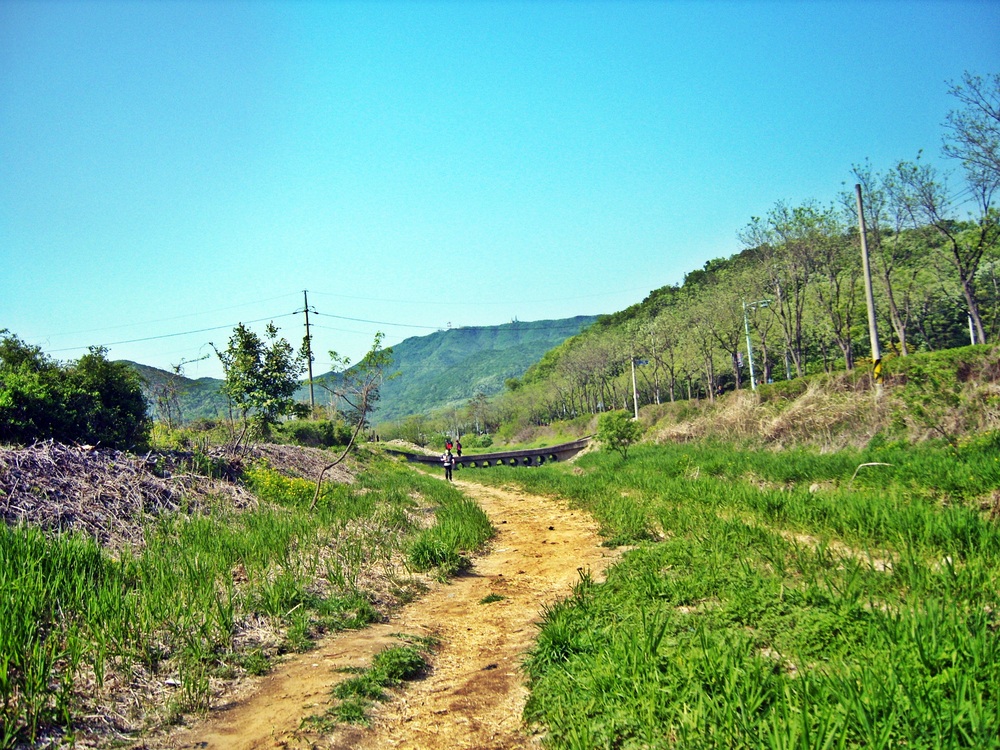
[314, 316, 598, 423]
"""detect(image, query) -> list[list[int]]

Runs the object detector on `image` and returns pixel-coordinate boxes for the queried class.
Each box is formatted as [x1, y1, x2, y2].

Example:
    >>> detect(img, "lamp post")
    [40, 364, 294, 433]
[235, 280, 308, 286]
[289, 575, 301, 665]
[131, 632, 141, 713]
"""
[742, 299, 770, 391]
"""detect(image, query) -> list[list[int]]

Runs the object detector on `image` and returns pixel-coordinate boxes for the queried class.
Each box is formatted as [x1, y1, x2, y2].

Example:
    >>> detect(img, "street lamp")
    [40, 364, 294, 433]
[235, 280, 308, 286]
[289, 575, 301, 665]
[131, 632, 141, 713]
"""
[742, 299, 770, 391]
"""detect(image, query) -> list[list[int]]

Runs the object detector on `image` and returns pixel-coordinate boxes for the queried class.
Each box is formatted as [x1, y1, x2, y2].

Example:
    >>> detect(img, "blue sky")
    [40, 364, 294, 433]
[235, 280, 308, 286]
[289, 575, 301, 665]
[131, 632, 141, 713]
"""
[2, 0, 998, 379]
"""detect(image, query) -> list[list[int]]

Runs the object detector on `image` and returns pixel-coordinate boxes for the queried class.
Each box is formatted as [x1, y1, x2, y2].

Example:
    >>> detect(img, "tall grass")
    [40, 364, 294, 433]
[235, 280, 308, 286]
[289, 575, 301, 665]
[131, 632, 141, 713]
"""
[0, 454, 492, 747]
[466, 435, 1000, 748]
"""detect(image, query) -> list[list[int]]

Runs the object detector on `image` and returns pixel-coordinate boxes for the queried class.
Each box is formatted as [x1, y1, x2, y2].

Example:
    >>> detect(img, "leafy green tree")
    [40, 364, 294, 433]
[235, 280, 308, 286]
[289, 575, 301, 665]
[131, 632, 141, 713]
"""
[597, 410, 643, 461]
[214, 322, 306, 444]
[0, 332, 150, 449]
[66, 347, 152, 448]
[892, 157, 997, 345]
[0, 333, 65, 444]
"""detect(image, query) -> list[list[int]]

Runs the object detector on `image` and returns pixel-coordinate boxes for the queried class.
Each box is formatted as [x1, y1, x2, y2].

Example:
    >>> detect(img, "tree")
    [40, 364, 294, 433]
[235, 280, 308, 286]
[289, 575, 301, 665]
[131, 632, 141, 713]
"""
[214, 322, 306, 445]
[150, 354, 207, 429]
[0, 333, 64, 444]
[942, 72, 1000, 188]
[67, 347, 152, 449]
[323, 331, 396, 430]
[892, 157, 997, 345]
[740, 203, 817, 377]
[906, 71, 1000, 346]
[0, 332, 151, 449]
[853, 160, 921, 355]
[596, 410, 643, 461]
[809, 205, 860, 369]
[311, 332, 396, 508]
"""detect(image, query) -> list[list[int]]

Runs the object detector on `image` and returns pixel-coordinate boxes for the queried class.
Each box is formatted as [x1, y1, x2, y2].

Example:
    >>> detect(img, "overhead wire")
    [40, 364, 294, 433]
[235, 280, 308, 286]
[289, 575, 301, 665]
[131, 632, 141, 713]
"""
[31, 292, 304, 339]
[307, 286, 650, 306]
[35, 287, 606, 364]
[47, 312, 300, 353]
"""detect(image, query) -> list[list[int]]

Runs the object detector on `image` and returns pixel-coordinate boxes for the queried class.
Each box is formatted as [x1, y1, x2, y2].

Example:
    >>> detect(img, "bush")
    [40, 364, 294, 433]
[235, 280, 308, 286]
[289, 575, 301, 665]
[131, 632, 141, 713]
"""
[273, 419, 353, 448]
[0, 334, 151, 449]
[471, 433, 493, 449]
[597, 410, 644, 460]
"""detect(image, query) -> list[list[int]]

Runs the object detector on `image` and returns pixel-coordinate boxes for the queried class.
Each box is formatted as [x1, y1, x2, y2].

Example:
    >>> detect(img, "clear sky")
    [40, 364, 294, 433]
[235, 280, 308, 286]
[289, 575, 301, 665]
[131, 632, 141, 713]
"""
[2, 0, 998, 379]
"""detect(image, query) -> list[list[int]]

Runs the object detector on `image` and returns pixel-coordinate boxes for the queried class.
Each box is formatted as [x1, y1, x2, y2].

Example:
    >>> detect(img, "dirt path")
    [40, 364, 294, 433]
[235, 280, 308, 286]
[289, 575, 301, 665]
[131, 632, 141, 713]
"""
[159, 477, 617, 750]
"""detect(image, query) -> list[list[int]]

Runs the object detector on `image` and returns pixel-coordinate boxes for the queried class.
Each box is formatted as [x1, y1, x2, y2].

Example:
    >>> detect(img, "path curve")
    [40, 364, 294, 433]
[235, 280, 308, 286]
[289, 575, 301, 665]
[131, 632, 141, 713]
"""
[157, 477, 617, 750]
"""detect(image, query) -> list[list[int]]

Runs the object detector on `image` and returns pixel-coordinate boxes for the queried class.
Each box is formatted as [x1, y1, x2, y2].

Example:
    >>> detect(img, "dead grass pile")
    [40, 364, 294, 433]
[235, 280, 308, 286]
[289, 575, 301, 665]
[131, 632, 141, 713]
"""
[0, 440, 257, 549]
[0, 441, 361, 550]
[760, 381, 885, 449]
[650, 377, 890, 450]
[251, 443, 355, 484]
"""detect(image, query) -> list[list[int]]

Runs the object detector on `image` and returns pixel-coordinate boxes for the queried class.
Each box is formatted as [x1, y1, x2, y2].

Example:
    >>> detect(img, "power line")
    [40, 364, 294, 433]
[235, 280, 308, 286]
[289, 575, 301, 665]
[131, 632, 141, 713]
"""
[47, 312, 300, 353]
[308, 287, 649, 306]
[312, 312, 440, 330]
[31, 292, 303, 339]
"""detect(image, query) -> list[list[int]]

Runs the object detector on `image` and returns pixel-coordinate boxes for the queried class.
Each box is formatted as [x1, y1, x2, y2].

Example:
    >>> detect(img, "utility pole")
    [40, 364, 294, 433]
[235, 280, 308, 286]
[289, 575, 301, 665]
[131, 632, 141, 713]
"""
[742, 300, 757, 391]
[303, 290, 315, 415]
[630, 353, 639, 420]
[855, 184, 882, 387]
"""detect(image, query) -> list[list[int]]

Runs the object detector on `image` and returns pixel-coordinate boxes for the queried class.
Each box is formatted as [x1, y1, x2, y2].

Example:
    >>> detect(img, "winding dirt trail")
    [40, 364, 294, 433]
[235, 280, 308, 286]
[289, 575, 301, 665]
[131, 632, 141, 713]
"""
[158, 477, 617, 750]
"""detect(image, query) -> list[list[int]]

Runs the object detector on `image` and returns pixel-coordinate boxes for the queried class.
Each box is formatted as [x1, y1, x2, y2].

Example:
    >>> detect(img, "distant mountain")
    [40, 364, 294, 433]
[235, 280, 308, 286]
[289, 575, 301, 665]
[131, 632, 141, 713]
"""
[126, 362, 229, 423]
[359, 316, 598, 423]
[125, 315, 597, 425]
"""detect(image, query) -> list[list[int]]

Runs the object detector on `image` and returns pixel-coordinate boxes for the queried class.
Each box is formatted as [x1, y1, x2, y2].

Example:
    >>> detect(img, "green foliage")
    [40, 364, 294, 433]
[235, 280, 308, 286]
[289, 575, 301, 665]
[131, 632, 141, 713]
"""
[0, 456, 479, 744]
[0, 333, 151, 449]
[470, 432, 493, 449]
[311, 639, 431, 729]
[407, 492, 493, 578]
[596, 410, 643, 460]
[888, 344, 999, 443]
[214, 322, 306, 438]
[272, 418, 353, 448]
[464, 439, 1000, 747]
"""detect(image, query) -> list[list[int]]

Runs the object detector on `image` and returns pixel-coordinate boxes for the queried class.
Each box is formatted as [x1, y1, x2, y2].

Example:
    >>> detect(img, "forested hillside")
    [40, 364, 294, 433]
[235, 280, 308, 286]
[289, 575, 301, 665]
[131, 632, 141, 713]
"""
[364, 316, 597, 423]
[463, 75, 1000, 435]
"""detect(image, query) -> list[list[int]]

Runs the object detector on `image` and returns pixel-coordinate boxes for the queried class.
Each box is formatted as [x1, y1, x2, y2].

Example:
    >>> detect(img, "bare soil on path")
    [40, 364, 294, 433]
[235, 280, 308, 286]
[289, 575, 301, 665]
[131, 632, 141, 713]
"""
[157, 477, 618, 750]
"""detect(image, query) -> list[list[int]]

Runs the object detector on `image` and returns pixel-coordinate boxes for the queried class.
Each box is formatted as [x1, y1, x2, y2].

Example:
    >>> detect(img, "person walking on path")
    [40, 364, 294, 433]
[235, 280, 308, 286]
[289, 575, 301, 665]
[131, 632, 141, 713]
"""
[455, 439, 462, 457]
[441, 449, 455, 481]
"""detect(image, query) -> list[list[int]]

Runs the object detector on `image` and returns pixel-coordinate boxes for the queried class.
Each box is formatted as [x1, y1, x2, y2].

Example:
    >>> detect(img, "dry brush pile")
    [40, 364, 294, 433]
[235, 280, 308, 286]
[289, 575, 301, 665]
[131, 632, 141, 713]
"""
[0, 439, 378, 747]
[0, 441, 259, 549]
[0, 441, 357, 551]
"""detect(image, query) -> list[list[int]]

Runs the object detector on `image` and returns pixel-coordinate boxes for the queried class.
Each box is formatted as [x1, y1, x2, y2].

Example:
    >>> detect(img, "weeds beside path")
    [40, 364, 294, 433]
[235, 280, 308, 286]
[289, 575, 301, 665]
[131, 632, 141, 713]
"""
[157, 476, 618, 750]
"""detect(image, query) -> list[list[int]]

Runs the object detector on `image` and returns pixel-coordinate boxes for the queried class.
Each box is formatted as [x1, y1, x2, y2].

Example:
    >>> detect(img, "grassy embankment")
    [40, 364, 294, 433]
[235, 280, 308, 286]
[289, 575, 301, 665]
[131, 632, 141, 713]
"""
[0, 452, 492, 748]
[464, 433, 1000, 748]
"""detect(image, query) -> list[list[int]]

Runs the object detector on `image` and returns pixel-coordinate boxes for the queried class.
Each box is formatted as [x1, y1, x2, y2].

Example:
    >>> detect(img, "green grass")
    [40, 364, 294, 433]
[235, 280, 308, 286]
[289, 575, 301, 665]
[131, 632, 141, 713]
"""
[0, 454, 491, 747]
[304, 635, 434, 730]
[463, 434, 1000, 748]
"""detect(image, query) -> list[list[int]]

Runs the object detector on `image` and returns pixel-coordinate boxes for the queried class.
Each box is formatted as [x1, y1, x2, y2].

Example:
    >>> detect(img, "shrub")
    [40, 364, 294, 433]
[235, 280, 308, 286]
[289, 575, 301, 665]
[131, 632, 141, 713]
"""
[472, 433, 493, 449]
[274, 419, 353, 448]
[0, 333, 151, 449]
[597, 410, 644, 460]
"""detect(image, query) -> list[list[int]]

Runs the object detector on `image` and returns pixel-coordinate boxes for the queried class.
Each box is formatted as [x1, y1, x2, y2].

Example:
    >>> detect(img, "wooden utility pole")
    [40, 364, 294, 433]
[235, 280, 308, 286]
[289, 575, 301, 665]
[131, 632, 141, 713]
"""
[303, 289, 315, 415]
[855, 184, 882, 386]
